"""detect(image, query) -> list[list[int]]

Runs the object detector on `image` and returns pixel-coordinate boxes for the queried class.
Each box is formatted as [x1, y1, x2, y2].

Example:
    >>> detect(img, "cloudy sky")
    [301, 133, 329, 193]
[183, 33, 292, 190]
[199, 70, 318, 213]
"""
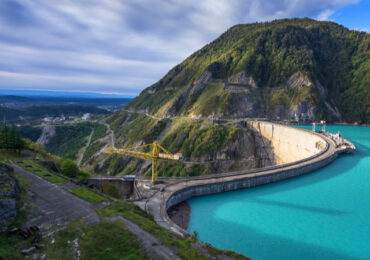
[0, 0, 369, 97]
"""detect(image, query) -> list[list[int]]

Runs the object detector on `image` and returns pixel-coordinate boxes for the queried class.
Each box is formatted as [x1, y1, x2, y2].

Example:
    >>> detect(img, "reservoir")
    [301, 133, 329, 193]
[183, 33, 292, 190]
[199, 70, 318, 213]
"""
[187, 125, 369, 260]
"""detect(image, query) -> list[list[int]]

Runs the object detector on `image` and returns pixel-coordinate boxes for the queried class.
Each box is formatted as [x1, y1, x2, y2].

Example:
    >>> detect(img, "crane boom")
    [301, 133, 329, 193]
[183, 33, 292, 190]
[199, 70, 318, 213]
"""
[104, 141, 182, 183]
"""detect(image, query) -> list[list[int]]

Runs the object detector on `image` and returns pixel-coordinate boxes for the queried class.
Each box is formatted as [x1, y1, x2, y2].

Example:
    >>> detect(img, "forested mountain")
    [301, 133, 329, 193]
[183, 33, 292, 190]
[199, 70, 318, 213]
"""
[128, 18, 369, 123]
[88, 18, 369, 177]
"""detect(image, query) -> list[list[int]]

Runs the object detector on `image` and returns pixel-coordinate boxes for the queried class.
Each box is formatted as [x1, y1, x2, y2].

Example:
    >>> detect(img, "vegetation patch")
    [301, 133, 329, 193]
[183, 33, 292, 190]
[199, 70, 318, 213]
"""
[42, 219, 147, 260]
[98, 201, 249, 260]
[45, 123, 92, 160]
[90, 123, 107, 143]
[81, 141, 105, 165]
[17, 159, 67, 186]
[17, 126, 42, 142]
[68, 186, 106, 204]
[101, 182, 120, 198]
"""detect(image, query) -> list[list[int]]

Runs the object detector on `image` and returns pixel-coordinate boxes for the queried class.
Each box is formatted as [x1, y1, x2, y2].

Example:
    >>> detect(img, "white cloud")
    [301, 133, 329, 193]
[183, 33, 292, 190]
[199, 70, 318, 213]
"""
[0, 0, 362, 95]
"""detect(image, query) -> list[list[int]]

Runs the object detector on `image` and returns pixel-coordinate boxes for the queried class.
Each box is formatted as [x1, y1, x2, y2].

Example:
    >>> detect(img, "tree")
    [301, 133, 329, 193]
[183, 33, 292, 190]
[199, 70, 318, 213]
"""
[9, 124, 17, 150]
[0, 118, 8, 149]
[77, 170, 91, 180]
[61, 159, 79, 177]
[0, 118, 25, 152]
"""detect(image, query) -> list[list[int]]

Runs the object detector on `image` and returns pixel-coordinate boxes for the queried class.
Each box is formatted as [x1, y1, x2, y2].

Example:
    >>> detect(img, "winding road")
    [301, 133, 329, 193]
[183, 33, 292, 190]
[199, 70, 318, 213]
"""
[102, 121, 115, 148]
[77, 128, 94, 166]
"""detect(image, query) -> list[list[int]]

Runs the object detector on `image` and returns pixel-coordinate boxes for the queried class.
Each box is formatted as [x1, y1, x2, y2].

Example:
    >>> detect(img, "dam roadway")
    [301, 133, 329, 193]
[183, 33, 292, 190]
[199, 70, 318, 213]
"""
[91, 121, 354, 236]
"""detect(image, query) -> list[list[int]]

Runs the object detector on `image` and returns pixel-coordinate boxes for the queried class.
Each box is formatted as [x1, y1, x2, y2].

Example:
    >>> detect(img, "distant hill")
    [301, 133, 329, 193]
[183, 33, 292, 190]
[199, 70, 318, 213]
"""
[0, 95, 132, 111]
[128, 18, 369, 123]
[0, 105, 109, 122]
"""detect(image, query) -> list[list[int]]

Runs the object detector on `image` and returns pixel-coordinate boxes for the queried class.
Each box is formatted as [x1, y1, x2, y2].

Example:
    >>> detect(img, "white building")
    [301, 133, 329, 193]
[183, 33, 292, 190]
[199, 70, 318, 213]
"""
[82, 113, 90, 120]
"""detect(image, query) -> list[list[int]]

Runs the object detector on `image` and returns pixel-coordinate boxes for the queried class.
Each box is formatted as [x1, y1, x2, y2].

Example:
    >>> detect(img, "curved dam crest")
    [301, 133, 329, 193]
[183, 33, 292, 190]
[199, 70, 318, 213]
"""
[134, 121, 349, 237]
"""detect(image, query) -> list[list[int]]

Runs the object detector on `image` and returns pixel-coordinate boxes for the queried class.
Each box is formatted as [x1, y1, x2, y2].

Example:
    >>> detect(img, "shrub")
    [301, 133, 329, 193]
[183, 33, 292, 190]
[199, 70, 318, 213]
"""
[77, 170, 91, 180]
[61, 159, 79, 177]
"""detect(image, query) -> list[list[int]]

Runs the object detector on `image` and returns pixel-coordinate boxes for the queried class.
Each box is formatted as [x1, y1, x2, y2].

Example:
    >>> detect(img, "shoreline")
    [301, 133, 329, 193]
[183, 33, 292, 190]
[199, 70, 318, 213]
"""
[167, 201, 190, 230]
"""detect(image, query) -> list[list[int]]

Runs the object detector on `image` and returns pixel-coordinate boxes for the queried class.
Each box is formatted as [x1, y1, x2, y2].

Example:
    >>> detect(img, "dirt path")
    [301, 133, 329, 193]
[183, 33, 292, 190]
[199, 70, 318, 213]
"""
[106, 216, 179, 260]
[77, 128, 94, 166]
[10, 161, 100, 229]
[102, 122, 115, 148]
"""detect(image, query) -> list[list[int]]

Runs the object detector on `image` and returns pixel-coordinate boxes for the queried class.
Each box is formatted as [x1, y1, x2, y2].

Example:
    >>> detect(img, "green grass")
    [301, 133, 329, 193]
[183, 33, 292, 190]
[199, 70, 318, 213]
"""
[17, 159, 67, 186]
[98, 201, 249, 260]
[43, 219, 147, 260]
[68, 186, 106, 204]
[79, 221, 147, 260]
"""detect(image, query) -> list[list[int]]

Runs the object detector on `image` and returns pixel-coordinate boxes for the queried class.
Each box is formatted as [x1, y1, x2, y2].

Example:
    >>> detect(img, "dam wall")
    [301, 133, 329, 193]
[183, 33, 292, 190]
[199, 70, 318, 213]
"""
[165, 150, 337, 210]
[137, 122, 345, 236]
[248, 121, 326, 164]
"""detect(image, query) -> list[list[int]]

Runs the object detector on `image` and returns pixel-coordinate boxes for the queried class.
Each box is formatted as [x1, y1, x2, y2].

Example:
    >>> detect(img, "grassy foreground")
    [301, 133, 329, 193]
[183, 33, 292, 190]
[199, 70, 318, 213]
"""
[1, 149, 249, 260]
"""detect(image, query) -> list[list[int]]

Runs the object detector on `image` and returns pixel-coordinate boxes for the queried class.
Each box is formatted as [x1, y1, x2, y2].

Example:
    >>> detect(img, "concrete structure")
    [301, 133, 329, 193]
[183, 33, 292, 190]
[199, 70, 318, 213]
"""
[133, 121, 355, 236]
[248, 121, 326, 164]
[312, 121, 326, 133]
[84, 177, 134, 198]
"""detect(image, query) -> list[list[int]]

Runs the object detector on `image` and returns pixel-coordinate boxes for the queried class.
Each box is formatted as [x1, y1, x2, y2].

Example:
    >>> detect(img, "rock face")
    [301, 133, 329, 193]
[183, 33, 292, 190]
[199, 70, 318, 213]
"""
[92, 114, 276, 177]
[37, 125, 56, 144]
[0, 163, 20, 232]
[127, 18, 369, 124]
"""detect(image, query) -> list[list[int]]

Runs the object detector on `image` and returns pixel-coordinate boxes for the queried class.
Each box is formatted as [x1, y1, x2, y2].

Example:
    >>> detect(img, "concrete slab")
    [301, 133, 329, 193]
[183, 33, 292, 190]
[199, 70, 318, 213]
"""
[10, 162, 99, 229]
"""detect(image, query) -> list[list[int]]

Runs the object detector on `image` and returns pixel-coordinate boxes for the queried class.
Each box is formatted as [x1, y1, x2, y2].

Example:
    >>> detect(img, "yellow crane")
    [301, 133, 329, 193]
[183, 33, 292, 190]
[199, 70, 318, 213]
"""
[104, 141, 183, 183]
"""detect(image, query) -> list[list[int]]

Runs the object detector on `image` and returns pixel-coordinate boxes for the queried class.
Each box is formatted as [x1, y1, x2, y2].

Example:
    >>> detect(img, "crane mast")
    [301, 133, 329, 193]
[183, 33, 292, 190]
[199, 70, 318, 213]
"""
[104, 141, 182, 183]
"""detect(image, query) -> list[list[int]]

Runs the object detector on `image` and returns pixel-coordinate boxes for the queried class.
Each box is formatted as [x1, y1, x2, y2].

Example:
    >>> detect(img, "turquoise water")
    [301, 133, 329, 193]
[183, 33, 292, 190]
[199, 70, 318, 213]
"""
[187, 125, 370, 260]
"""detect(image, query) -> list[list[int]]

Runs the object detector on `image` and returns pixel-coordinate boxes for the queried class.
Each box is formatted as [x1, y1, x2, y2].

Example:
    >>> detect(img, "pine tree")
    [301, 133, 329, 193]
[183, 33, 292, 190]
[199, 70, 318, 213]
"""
[9, 124, 17, 150]
[0, 117, 8, 149]
[0, 118, 25, 152]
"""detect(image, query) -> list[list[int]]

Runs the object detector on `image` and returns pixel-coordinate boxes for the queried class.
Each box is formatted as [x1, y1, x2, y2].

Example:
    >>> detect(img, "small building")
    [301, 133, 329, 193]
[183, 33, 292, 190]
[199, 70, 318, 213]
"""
[82, 113, 90, 120]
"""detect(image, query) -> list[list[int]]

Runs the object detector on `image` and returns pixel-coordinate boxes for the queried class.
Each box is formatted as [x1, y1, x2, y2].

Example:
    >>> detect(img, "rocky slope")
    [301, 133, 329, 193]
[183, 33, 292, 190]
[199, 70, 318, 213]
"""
[128, 18, 369, 124]
[85, 111, 274, 177]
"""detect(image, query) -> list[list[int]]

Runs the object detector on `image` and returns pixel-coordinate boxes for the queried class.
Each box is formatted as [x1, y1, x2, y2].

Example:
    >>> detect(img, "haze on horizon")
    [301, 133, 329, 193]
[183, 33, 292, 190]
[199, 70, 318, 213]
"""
[0, 0, 369, 97]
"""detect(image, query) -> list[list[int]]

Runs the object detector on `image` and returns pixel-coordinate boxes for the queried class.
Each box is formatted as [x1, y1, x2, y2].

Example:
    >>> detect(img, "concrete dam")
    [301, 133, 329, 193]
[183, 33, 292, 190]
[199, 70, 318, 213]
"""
[133, 121, 354, 236]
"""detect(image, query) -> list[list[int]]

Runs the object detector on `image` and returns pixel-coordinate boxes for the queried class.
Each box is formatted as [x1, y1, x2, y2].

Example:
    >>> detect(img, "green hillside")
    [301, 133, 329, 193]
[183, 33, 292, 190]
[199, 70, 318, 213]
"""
[86, 18, 369, 177]
[128, 18, 369, 123]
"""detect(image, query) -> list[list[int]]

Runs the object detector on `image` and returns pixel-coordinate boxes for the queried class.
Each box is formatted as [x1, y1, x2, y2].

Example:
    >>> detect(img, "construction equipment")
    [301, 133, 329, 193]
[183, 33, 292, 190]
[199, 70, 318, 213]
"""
[104, 141, 182, 183]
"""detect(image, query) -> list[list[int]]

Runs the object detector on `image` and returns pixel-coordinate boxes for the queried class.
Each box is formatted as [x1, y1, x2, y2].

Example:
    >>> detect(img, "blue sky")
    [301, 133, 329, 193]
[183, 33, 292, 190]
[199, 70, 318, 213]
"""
[0, 0, 369, 97]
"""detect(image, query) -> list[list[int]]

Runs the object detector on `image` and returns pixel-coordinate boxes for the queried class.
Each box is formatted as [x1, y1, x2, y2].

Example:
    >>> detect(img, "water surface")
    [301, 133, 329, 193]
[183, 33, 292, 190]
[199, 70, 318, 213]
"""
[187, 125, 369, 260]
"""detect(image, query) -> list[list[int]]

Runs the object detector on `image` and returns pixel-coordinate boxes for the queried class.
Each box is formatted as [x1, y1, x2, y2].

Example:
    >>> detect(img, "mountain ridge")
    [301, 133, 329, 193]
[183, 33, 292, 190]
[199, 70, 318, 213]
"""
[127, 18, 369, 123]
